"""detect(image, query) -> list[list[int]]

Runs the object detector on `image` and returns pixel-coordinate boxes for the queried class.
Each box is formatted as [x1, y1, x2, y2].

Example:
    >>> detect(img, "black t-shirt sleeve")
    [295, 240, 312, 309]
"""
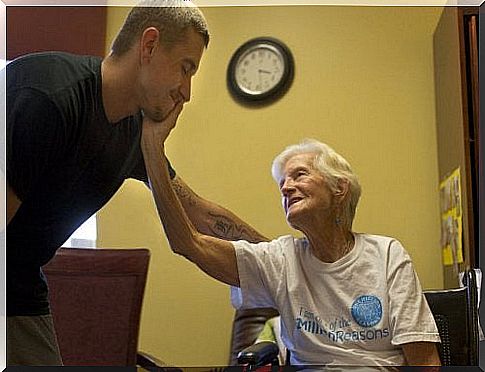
[7, 89, 66, 200]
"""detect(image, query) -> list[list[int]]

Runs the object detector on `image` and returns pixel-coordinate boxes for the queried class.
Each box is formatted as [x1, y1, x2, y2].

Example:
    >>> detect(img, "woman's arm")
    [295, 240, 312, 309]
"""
[170, 175, 267, 243]
[141, 108, 240, 286]
[402, 342, 441, 366]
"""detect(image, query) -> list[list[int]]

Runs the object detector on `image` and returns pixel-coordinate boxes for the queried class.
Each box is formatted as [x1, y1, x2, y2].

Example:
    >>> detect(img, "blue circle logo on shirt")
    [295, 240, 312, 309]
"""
[351, 295, 382, 327]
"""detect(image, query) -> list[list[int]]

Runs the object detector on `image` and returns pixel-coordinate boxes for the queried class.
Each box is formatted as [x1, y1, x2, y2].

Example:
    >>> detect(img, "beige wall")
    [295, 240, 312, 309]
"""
[98, 5, 445, 366]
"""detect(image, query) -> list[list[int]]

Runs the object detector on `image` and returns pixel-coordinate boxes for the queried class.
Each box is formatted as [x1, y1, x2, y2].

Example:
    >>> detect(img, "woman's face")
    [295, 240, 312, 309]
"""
[278, 153, 337, 230]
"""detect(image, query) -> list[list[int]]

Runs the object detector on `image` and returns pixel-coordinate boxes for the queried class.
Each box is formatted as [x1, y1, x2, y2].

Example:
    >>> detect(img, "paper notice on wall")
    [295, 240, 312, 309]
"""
[439, 168, 463, 266]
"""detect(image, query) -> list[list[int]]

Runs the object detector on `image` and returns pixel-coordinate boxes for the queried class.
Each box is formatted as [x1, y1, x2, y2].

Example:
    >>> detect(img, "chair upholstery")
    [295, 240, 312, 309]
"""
[42, 247, 162, 367]
[228, 307, 279, 365]
[423, 269, 479, 366]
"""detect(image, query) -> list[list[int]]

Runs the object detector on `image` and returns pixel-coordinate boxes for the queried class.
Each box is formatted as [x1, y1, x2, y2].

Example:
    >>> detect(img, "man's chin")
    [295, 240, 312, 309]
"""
[143, 108, 168, 123]
[149, 113, 167, 123]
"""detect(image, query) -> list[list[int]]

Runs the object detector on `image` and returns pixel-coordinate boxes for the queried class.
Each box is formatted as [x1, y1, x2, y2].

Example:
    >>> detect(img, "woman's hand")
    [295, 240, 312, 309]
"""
[141, 102, 184, 151]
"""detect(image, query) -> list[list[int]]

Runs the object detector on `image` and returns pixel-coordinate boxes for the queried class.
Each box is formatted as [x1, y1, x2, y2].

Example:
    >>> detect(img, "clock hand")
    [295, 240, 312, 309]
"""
[258, 69, 270, 86]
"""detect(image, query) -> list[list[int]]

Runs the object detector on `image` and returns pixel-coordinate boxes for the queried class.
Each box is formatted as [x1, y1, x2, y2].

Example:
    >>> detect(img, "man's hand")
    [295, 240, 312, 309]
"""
[142, 102, 184, 150]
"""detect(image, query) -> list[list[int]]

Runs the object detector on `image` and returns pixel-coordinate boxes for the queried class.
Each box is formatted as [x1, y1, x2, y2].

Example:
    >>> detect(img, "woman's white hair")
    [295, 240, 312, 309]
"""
[271, 139, 361, 228]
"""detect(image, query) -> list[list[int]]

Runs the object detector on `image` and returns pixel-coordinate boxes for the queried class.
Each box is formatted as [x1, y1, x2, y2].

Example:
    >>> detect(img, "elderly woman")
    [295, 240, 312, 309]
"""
[141, 115, 441, 367]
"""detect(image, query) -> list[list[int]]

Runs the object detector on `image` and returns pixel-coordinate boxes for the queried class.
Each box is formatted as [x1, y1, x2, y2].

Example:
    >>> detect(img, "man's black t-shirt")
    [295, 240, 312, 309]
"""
[6, 52, 174, 316]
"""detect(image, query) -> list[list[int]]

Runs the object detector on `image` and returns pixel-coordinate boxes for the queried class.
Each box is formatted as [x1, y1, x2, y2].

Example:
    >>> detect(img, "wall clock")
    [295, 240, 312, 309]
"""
[227, 37, 294, 105]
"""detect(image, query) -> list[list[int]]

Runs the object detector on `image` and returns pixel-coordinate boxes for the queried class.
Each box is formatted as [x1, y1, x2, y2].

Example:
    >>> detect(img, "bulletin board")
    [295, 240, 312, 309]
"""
[439, 168, 463, 268]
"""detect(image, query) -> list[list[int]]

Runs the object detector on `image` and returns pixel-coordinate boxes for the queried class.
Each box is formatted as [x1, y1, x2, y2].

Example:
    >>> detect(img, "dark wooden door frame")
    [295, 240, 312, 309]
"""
[6, 6, 107, 60]
[458, 7, 480, 268]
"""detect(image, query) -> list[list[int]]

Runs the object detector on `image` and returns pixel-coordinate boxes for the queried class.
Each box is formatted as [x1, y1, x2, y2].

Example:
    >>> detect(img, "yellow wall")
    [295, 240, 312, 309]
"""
[99, 5, 444, 366]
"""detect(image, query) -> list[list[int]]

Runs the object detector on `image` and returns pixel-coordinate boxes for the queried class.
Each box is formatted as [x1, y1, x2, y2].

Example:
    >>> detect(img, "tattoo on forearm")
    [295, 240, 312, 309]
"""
[172, 179, 197, 206]
[208, 212, 262, 242]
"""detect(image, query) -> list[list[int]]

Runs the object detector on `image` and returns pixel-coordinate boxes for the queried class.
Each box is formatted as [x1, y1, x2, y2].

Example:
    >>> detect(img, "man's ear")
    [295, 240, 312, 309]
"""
[140, 27, 160, 62]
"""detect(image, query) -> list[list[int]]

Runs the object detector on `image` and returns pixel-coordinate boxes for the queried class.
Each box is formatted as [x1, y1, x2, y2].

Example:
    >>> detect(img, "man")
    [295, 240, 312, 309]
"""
[6, 0, 265, 365]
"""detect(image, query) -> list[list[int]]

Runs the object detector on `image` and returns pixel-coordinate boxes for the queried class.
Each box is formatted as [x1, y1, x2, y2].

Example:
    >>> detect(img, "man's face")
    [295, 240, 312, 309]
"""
[138, 28, 205, 122]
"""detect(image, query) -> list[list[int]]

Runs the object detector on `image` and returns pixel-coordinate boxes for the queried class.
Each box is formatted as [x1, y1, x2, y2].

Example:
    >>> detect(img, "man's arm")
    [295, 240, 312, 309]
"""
[170, 175, 267, 243]
[402, 342, 441, 366]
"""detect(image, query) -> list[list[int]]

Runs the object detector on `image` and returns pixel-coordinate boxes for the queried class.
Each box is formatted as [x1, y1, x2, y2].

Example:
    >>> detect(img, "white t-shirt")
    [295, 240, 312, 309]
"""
[231, 233, 440, 367]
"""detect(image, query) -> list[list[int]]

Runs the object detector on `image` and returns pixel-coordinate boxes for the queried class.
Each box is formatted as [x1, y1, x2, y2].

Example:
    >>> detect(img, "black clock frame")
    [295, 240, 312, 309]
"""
[227, 37, 294, 106]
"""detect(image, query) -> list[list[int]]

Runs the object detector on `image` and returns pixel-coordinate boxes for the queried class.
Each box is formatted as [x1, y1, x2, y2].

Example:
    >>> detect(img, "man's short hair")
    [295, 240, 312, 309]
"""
[111, 0, 209, 56]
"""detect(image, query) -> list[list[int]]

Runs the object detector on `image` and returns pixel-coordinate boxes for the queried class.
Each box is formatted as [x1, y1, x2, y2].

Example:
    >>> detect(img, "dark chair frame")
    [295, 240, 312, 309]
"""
[423, 268, 479, 366]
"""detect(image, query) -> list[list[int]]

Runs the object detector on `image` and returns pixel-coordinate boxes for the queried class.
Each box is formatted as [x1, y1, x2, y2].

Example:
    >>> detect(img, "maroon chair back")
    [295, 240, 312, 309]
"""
[42, 247, 150, 366]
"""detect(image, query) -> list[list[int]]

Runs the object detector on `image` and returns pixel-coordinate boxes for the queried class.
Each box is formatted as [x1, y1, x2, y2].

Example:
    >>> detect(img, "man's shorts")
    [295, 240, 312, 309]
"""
[7, 314, 63, 366]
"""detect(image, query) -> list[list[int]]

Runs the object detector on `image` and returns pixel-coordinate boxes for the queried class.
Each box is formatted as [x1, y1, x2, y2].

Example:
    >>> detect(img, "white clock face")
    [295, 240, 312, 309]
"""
[234, 44, 285, 95]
